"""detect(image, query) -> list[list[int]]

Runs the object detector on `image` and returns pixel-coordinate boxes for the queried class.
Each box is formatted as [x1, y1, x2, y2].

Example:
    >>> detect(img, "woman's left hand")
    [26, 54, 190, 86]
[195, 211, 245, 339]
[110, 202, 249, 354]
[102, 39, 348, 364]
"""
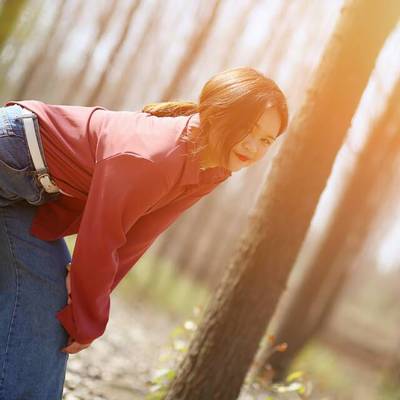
[61, 335, 91, 354]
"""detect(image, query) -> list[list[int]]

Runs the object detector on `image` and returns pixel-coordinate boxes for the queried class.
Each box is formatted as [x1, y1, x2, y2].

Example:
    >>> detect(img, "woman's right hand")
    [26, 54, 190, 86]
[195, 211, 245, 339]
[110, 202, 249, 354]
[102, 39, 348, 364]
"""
[61, 263, 92, 353]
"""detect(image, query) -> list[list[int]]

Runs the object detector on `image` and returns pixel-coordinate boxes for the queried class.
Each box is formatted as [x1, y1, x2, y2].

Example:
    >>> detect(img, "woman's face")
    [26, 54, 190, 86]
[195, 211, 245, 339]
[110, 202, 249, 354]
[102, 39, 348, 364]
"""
[227, 106, 281, 172]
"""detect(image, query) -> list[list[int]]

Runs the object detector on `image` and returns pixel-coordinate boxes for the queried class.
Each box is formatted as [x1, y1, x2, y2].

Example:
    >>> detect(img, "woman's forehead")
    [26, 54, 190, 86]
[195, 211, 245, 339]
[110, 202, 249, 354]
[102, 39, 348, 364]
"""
[255, 107, 281, 135]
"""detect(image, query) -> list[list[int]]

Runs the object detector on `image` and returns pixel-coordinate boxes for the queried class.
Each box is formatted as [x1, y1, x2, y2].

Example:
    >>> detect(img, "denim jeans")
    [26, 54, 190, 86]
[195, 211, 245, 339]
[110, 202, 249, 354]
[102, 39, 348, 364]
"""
[0, 105, 71, 399]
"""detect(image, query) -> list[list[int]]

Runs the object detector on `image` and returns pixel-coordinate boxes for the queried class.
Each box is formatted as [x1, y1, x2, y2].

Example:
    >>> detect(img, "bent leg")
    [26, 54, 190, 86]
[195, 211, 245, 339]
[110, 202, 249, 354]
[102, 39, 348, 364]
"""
[0, 202, 71, 400]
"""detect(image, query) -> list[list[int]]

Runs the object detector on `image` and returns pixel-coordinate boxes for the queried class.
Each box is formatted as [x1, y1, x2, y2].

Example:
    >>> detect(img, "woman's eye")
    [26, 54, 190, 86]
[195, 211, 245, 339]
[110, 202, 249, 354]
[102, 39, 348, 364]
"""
[261, 138, 272, 145]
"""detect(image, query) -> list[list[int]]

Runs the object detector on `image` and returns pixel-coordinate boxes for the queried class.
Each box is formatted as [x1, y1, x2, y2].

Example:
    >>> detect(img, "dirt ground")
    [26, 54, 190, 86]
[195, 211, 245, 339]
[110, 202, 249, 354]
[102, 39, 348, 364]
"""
[61, 291, 382, 400]
[62, 294, 181, 400]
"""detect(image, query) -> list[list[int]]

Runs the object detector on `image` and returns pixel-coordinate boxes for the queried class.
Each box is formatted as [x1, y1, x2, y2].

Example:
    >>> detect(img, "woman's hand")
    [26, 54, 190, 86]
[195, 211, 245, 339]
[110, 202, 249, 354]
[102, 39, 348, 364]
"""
[66, 263, 72, 304]
[61, 263, 92, 353]
[61, 336, 91, 354]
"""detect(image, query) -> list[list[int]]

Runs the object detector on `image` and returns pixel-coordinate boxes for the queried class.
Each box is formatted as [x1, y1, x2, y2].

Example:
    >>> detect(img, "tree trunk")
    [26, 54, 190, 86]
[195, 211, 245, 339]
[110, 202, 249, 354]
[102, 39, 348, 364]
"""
[24, 0, 85, 101]
[13, 0, 68, 100]
[0, 0, 45, 101]
[263, 76, 400, 381]
[165, 2, 400, 399]
[161, 0, 222, 101]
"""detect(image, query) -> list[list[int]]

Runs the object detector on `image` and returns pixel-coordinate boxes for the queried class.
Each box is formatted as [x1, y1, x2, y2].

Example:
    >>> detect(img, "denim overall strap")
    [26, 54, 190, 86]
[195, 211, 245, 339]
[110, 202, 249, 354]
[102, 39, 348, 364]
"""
[0, 105, 60, 207]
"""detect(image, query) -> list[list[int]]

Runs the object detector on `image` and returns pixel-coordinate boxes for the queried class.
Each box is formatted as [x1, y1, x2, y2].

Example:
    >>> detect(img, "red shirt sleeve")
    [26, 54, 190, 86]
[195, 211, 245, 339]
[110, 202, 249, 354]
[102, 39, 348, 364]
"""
[110, 184, 223, 292]
[56, 154, 170, 344]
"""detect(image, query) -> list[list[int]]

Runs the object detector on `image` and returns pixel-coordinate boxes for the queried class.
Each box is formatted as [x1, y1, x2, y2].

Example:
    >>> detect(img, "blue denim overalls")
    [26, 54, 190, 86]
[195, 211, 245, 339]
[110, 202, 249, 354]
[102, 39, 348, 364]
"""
[0, 104, 71, 400]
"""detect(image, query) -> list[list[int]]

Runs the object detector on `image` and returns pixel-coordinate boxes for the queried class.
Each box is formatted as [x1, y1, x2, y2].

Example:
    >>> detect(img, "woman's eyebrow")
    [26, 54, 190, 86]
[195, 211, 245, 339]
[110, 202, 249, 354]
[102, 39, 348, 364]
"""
[254, 123, 275, 140]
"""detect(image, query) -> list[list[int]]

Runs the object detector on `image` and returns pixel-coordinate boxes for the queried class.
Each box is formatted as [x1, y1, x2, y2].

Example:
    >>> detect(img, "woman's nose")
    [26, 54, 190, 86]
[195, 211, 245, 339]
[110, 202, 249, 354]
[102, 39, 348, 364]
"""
[242, 136, 258, 154]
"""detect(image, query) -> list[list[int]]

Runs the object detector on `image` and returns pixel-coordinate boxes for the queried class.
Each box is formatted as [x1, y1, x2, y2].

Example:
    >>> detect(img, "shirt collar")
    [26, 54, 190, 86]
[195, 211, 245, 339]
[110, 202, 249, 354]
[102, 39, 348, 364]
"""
[178, 114, 232, 186]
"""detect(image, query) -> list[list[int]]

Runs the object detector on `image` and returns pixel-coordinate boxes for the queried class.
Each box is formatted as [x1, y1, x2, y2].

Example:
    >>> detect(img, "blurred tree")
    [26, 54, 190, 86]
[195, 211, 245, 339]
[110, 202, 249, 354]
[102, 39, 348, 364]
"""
[261, 75, 400, 381]
[61, 0, 118, 103]
[175, 196, 220, 278]
[108, 0, 165, 109]
[13, 0, 68, 100]
[250, 0, 298, 69]
[0, 0, 45, 100]
[84, 0, 141, 106]
[19, 0, 84, 100]
[161, 0, 222, 101]
[218, 0, 258, 69]
[165, 1, 400, 399]
[0, 0, 27, 51]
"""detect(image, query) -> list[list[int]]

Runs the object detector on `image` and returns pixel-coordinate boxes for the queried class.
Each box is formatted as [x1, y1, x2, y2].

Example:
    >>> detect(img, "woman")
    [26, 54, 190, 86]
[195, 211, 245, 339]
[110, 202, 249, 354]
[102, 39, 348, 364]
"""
[0, 66, 287, 399]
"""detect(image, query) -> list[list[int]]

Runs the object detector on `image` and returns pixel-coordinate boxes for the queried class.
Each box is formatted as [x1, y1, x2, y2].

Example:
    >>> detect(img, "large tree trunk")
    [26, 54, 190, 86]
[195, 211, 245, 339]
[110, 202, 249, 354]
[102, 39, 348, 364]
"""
[165, 2, 400, 399]
[263, 76, 400, 381]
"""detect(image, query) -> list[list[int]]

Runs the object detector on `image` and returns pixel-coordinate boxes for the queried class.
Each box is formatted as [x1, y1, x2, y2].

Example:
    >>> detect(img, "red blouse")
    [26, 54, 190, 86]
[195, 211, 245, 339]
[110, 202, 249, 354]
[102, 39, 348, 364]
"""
[5, 100, 231, 344]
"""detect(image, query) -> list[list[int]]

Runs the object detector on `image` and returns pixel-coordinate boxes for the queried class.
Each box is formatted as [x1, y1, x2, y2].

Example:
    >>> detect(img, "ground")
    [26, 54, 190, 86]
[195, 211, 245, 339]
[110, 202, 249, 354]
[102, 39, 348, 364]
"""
[62, 294, 180, 400]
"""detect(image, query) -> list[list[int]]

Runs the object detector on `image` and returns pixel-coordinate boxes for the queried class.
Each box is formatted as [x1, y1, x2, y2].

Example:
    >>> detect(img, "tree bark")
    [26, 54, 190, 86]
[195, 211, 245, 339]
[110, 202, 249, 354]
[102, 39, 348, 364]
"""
[165, 2, 400, 399]
[264, 76, 400, 380]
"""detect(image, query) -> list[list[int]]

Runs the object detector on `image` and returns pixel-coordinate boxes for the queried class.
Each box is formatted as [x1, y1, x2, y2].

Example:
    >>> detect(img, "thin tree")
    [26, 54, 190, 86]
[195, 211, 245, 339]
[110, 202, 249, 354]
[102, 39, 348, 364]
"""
[61, 0, 118, 103]
[84, 0, 141, 106]
[0, 0, 27, 51]
[108, 0, 165, 109]
[165, 1, 400, 398]
[218, 0, 259, 69]
[24, 0, 85, 101]
[249, 0, 299, 69]
[160, 0, 222, 101]
[13, 0, 68, 100]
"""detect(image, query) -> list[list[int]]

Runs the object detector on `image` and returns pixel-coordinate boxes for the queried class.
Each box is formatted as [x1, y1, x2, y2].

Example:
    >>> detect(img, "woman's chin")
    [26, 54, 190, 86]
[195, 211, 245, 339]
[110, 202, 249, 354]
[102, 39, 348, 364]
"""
[228, 161, 246, 172]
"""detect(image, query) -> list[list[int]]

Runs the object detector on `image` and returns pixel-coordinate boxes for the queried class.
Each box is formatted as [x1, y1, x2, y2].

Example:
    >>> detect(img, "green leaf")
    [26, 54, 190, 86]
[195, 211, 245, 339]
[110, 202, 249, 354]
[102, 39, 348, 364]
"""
[152, 368, 176, 384]
[271, 382, 303, 393]
[286, 371, 304, 382]
[171, 326, 185, 338]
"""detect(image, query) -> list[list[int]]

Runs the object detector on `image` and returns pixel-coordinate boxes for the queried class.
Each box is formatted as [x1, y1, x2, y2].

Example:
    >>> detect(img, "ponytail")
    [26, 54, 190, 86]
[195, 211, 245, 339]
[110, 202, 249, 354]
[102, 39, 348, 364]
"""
[142, 101, 198, 117]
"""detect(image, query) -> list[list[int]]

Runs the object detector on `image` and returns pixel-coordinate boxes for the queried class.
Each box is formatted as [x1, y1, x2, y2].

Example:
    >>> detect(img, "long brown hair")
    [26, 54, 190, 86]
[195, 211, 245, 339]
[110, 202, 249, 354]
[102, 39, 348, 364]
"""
[142, 67, 288, 168]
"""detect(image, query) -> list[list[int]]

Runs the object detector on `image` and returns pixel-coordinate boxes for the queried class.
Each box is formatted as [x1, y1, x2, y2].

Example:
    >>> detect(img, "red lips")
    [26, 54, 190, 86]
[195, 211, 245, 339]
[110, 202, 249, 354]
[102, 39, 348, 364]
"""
[235, 151, 250, 161]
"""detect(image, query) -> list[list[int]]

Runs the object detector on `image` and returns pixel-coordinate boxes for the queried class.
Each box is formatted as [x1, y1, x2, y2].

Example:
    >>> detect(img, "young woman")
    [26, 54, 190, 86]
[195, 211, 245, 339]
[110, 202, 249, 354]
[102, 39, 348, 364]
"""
[0, 66, 287, 399]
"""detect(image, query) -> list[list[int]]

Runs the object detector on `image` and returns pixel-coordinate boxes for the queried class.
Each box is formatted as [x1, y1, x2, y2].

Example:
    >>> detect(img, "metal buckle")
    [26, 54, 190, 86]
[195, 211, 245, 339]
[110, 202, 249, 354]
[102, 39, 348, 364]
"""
[37, 172, 60, 193]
